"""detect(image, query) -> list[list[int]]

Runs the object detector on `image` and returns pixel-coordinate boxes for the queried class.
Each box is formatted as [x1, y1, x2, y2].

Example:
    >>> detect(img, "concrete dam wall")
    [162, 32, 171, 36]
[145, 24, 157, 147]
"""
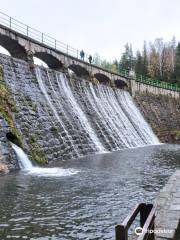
[0, 53, 161, 172]
[135, 93, 180, 144]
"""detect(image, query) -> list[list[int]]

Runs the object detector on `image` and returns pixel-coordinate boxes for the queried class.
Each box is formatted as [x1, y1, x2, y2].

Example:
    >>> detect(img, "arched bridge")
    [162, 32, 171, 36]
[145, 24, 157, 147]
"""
[0, 12, 128, 89]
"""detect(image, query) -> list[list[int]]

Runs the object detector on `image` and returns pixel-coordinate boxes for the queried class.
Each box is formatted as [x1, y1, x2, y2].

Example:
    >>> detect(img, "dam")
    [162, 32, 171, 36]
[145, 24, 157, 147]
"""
[0, 11, 163, 166]
[0, 11, 179, 240]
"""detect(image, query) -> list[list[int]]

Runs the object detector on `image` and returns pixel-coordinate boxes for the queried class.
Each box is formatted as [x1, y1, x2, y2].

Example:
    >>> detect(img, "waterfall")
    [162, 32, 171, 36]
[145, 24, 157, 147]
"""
[115, 90, 159, 145]
[35, 67, 79, 156]
[56, 72, 105, 152]
[11, 143, 33, 170]
[12, 143, 78, 177]
[34, 66, 159, 158]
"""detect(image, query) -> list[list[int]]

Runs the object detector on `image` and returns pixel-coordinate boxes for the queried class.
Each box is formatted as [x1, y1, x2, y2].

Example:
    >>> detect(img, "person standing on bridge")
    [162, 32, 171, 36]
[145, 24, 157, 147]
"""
[88, 55, 92, 64]
[80, 50, 85, 61]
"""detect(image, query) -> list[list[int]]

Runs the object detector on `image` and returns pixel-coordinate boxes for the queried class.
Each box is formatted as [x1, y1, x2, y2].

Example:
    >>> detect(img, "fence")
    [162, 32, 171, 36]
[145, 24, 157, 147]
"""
[115, 203, 156, 240]
[0, 11, 88, 61]
[119, 69, 180, 92]
[0, 11, 179, 92]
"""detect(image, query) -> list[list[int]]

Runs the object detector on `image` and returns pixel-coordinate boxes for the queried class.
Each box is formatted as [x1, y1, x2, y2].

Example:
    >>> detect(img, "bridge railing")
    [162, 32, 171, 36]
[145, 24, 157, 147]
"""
[0, 11, 180, 92]
[118, 69, 180, 92]
[115, 203, 155, 240]
[0, 11, 87, 61]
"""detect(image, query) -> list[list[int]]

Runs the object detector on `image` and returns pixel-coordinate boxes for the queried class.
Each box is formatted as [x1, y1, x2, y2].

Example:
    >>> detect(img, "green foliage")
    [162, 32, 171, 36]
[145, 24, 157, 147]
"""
[172, 43, 180, 84]
[31, 76, 38, 83]
[92, 38, 180, 88]
[29, 135, 48, 165]
[119, 43, 135, 70]
[29, 144, 48, 165]
[0, 65, 23, 146]
[135, 51, 143, 74]
[171, 129, 180, 137]
[141, 41, 148, 75]
[24, 95, 37, 112]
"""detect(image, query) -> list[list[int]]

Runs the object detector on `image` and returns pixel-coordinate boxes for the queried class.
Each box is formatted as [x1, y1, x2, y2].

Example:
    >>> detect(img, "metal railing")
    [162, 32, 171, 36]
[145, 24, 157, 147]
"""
[115, 203, 155, 240]
[0, 11, 89, 61]
[0, 11, 180, 92]
[118, 69, 180, 92]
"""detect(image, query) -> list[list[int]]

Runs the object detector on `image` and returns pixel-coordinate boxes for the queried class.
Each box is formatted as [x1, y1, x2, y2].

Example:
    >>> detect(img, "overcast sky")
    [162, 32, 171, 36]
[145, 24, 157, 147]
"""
[0, 0, 180, 61]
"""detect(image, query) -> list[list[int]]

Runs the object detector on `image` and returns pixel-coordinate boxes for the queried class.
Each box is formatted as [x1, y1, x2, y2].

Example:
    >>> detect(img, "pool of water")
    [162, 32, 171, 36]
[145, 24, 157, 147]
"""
[0, 144, 180, 239]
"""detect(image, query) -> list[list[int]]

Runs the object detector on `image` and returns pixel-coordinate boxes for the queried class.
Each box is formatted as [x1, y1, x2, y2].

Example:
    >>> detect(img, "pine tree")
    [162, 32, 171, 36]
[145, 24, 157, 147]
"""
[135, 50, 142, 74]
[119, 43, 134, 70]
[142, 41, 148, 75]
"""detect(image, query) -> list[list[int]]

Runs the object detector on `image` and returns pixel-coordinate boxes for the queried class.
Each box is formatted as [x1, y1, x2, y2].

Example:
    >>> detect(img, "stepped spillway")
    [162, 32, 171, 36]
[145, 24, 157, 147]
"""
[0, 54, 159, 163]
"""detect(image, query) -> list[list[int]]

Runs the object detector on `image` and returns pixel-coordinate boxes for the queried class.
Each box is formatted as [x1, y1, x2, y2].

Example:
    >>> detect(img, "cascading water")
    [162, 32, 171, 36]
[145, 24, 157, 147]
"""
[35, 67, 79, 157]
[11, 143, 33, 170]
[56, 72, 105, 152]
[34, 66, 159, 158]
[115, 90, 159, 144]
[11, 143, 78, 177]
[36, 67, 159, 153]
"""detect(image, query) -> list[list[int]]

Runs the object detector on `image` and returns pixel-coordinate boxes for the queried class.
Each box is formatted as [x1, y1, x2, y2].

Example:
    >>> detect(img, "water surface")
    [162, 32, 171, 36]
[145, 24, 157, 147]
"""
[0, 144, 180, 239]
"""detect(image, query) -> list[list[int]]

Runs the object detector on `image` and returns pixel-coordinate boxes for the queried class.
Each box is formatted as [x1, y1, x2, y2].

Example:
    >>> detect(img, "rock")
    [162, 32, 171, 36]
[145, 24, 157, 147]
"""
[0, 163, 9, 174]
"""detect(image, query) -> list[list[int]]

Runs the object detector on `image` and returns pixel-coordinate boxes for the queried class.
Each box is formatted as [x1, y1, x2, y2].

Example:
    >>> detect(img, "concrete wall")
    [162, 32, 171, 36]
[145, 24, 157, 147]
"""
[155, 170, 180, 240]
[131, 80, 180, 99]
[134, 92, 180, 143]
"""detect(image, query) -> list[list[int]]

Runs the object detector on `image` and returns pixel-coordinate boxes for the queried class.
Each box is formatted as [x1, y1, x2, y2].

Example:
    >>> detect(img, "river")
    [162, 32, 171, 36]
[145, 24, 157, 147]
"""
[0, 144, 180, 239]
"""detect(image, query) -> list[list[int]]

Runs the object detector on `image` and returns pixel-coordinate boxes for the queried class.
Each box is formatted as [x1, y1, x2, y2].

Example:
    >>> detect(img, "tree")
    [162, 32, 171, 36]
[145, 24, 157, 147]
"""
[148, 45, 159, 78]
[93, 53, 101, 66]
[101, 59, 114, 72]
[170, 36, 176, 72]
[111, 59, 118, 73]
[141, 41, 148, 75]
[154, 38, 164, 78]
[135, 50, 143, 74]
[119, 43, 134, 70]
[162, 47, 174, 81]
[173, 43, 180, 84]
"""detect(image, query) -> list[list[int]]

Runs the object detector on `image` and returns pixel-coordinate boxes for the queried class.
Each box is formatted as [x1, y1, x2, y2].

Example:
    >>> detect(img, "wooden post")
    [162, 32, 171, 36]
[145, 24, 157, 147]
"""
[140, 204, 153, 227]
[115, 225, 127, 240]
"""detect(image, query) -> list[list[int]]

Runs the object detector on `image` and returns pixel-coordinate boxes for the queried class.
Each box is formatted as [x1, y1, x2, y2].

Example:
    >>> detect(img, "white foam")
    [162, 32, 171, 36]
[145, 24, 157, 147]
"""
[24, 167, 79, 177]
[12, 143, 78, 177]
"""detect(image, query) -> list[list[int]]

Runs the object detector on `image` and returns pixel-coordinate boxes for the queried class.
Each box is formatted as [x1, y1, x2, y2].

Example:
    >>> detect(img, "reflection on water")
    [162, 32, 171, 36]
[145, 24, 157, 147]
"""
[0, 144, 179, 239]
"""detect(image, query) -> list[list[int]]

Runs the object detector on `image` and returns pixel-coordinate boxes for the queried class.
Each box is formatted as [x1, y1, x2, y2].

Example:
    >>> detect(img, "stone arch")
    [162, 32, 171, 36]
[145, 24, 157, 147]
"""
[34, 52, 63, 70]
[0, 34, 27, 60]
[0, 46, 11, 56]
[68, 64, 89, 77]
[94, 73, 110, 84]
[114, 79, 128, 89]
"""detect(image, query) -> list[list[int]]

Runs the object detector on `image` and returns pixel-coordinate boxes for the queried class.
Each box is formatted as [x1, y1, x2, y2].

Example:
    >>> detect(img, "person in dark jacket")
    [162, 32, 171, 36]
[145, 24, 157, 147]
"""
[88, 55, 92, 64]
[80, 50, 85, 60]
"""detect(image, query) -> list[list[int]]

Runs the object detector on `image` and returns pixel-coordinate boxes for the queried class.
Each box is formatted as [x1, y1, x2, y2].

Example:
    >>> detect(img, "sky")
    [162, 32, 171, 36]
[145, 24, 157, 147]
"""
[0, 0, 180, 61]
